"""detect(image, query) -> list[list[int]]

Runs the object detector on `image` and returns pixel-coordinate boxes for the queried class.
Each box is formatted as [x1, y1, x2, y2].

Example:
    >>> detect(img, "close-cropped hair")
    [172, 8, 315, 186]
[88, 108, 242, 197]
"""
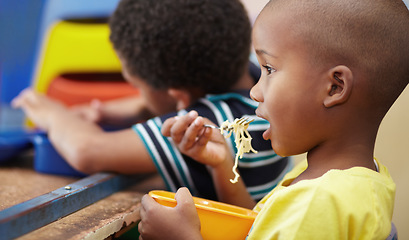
[109, 0, 252, 93]
[267, 0, 409, 111]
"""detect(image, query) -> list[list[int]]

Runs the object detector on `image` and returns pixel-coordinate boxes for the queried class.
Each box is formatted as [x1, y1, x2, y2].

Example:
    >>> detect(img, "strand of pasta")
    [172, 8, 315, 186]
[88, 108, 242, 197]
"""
[219, 118, 258, 183]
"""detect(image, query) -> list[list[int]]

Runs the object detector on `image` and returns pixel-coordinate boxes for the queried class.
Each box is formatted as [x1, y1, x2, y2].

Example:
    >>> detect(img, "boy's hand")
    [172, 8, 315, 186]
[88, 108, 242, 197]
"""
[139, 187, 202, 240]
[162, 111, 256, 208]
[11, 89, 67, 131]
[70, 99, 103, 123]
[161, 110, 231, 168]
[70, 96, 152, 126]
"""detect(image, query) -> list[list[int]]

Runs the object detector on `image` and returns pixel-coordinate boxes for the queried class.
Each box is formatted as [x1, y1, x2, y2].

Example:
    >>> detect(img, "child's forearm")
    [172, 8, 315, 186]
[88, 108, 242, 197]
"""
[46, 111, 106, 173]
[210, 158, 256, 209]
[47, 111, 157, 174]
[47, 111, 157, 175]
[12, 90, 155, 174]
[99, 95, 154, 123]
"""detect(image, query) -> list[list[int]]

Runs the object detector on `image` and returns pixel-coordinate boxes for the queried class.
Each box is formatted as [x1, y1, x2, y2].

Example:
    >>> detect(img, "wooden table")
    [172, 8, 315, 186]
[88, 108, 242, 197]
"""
[0, 151, 165, 240]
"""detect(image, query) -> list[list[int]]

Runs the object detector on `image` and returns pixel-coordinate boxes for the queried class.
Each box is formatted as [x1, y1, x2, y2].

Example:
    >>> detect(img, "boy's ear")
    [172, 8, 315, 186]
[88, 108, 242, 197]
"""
[168, 88, 192, 111]
[323, 65, 354, 108]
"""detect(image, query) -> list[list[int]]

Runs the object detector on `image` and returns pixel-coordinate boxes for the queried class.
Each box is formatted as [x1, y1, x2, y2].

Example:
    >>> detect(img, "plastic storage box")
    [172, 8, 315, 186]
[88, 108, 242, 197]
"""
[32, 133, 87, 177]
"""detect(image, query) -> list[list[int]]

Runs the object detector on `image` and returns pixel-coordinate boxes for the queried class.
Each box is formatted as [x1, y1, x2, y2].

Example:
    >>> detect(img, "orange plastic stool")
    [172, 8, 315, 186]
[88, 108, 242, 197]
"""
[46, 73, 139, 106]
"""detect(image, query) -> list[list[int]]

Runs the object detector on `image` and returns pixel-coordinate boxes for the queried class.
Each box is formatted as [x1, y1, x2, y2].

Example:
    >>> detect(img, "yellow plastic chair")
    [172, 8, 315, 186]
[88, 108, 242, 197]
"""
[32, 19, 121, 93]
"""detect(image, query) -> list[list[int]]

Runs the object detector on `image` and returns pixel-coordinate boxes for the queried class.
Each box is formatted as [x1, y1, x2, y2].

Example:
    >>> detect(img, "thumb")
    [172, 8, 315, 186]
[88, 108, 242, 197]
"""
[174, 188, 201, 233]
[175, 187, 195, 208]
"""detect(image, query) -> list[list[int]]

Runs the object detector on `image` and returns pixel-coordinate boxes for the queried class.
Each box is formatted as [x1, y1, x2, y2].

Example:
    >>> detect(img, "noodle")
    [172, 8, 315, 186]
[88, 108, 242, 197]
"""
[219, 118, 257, 183]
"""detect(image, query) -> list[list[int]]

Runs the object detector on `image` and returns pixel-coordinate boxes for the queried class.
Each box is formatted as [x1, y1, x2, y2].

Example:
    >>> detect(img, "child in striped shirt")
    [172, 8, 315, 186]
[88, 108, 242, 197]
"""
[12, 0, 291, 203]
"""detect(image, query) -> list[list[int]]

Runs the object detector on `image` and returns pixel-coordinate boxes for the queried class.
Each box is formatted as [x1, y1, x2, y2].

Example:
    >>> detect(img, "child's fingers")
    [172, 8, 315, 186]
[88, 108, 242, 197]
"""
[169, 111, 198, 143]
[180, 116, 205, 149]
[11, 97, 22, 108]
[196, 127, 212, 147]
[161, 117, 178, 136]
[140, 193, 160, 218]
[11, 88, 33, 108]
[90, 99, 102, 109]
[139, 194, 161, 238]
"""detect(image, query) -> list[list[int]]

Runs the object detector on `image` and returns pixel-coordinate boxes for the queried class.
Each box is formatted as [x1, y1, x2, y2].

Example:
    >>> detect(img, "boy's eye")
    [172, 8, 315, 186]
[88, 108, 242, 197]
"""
[262, 65, 276, 75]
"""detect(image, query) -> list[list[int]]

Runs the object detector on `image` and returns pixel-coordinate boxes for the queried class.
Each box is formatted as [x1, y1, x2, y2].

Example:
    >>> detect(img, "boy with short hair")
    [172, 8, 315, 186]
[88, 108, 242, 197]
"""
[12, 0, 291, 203]
[139, 0, 409, 238]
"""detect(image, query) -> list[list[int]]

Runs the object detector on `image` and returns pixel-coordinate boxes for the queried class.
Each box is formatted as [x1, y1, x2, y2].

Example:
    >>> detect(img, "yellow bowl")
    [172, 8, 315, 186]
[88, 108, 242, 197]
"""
[149, 190, 257, 240]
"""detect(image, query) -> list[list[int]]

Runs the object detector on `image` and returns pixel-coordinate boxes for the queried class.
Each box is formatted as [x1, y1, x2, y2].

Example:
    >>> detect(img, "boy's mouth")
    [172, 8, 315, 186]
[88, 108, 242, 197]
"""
[255, 108, 263, 119]
[255, 109, 271, 140]
[262, 127, 271, 140]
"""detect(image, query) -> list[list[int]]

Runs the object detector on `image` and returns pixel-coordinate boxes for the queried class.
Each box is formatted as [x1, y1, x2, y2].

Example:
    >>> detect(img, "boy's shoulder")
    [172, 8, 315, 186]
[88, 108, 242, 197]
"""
[315, 161, 395, 199]
[286, 161, 395, 208]
[251, 162, 395, 239]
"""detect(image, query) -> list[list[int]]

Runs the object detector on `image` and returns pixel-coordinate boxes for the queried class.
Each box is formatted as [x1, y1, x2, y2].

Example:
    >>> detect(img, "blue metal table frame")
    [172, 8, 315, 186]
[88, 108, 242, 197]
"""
[0, 172, 148, 239]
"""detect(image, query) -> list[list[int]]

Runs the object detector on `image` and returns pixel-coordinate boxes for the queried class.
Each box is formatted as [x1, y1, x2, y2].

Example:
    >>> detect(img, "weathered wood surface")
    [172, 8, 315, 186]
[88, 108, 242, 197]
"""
[0, 152, 165, 239]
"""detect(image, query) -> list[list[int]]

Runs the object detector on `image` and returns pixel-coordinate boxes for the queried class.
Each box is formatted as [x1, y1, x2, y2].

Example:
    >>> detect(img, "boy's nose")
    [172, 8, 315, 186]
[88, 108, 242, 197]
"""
[250, 82, 263, 102]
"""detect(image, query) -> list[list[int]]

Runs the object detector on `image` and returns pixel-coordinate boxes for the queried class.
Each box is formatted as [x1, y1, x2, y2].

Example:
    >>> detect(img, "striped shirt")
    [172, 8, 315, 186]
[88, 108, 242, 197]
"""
[133, 90, 293, 201]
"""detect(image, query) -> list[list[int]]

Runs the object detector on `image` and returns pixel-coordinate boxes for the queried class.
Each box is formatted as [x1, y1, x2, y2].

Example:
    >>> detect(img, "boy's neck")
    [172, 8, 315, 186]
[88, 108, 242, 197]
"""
[292, 137, 378, 185]
[186, 70, 254, 103]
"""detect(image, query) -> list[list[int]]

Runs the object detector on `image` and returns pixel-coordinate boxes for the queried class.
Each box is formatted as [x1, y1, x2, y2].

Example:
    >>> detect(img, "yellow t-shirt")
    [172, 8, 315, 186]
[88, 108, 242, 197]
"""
[247, 159, 396, 240]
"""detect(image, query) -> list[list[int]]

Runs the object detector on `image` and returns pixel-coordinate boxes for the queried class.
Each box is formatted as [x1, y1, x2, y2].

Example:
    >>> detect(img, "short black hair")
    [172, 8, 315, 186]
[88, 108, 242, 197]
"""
[109, 0, 251, 93]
